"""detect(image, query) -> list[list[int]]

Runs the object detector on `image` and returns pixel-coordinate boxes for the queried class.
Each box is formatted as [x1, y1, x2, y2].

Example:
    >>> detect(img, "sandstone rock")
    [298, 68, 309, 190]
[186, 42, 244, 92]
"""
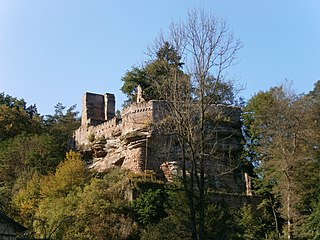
[74, 92, 247, 194]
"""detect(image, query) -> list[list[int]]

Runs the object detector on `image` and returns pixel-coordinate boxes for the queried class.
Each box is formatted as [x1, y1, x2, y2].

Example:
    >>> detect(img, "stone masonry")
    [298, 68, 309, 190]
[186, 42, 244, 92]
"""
[74, 90, 247, 193]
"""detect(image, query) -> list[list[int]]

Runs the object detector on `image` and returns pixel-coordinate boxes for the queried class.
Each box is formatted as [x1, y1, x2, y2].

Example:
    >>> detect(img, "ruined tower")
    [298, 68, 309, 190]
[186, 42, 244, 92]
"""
[81, 92, 115, 127]
[75, 91, 247, 194]
[105, 93, 115, 120]
[136, 85, 145, 103]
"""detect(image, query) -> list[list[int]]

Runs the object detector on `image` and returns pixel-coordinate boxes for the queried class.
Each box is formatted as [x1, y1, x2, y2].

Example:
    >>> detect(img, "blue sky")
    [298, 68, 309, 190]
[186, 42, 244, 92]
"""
[1, 0, 320, 115]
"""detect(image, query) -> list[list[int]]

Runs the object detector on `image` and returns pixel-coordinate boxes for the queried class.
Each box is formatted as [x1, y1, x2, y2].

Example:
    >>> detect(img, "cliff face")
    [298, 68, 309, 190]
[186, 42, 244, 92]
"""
[74, 92, 246, 193]
[74, 96, 162, 174]
[75, 96, 170, 174]
[89, 128, 150, 173]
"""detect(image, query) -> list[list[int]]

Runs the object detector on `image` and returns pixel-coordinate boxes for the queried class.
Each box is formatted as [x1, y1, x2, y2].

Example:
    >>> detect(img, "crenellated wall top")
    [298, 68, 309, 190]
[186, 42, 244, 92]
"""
[122, 101, 155, 117]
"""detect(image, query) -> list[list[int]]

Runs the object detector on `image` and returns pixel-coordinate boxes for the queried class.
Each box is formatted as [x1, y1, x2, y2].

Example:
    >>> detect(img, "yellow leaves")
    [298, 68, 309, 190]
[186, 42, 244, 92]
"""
[14, 151, 88, 209]
[12, 151, 89, 238]
[12, 157, 136, 239]
[40, 151, 89, 198]
[76, 178, 110, 216]
[12, 172, 42, 224]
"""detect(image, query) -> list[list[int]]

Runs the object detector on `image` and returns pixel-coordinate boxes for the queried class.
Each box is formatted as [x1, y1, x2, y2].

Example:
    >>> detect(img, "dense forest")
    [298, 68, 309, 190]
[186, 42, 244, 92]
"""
[1, 80, 320, 239]
[1, 8, 320, 240]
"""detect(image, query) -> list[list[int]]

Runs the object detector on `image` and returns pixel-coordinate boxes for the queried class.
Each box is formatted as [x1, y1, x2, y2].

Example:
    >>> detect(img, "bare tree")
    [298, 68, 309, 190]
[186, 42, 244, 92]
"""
[152, 8, 242, 240]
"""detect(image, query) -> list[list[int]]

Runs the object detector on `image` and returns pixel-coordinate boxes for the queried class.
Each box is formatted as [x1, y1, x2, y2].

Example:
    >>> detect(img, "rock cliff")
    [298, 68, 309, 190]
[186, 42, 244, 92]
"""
[74, 92, 246, 193]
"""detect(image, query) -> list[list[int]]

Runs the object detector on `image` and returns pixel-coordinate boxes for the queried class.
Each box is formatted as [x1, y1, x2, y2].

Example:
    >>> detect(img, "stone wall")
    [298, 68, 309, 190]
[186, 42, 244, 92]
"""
[74, 92, 247, 194]
[74, 117, 120, 146]
[81, 92, 115, 127]
[105, 93, 115, 120]
[208, 105, 243, 153]
[121, 101, 154, 135]
[81, 92, 104, 127]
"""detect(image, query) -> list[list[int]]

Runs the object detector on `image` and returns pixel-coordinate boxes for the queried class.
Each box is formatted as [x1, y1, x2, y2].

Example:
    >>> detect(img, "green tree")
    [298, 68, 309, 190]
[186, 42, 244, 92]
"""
[44, 103, 80, 154]
[121, 67, 148, 104]
[243, 83, 319, 239]
[295, 81, 320, 239]
[121, 42, 185, 104]
[13, 161, 141, 240]
[204, 203, 237, 240]
[140, 190, 193, 240]
[40, 151, 89, 198]
[0, 134, 64, 212]
[10, 152, 87, 238]
[0, 134, 63, 178]
[303, 196, 320, 239]
[65, 170, 138, 240]
[132, 188, 168, 226]
[0, 93, 42, 141]
[305, 80, 320, 160]
[235, 204, 273, 239]
[141, 189, 241, 240]
[12, 172, 44, 236]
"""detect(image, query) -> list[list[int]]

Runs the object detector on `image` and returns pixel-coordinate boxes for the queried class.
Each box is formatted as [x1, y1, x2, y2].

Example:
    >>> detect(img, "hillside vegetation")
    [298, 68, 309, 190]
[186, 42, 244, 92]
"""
[1, 8, 320, 240]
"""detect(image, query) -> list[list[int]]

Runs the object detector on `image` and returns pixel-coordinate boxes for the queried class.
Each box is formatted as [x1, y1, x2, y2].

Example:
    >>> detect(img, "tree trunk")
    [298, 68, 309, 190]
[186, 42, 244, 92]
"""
[182, 139, 198, 240]
[287, 184, 292, 240]
[270, 196, 280, 239]
[199, 85, 206, 240]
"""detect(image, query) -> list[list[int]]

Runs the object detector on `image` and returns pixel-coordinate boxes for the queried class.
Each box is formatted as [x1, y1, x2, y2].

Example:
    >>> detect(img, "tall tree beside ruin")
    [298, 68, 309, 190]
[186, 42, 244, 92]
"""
[297, 80, 320, 238]
[244, 84, 319, 239]
[121, 42, 185, 105]
[153, 8, 242, 240]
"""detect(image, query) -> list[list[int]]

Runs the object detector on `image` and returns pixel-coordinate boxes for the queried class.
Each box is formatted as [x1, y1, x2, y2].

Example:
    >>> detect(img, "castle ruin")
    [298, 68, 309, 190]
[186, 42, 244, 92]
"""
[74, 91, 247, 193]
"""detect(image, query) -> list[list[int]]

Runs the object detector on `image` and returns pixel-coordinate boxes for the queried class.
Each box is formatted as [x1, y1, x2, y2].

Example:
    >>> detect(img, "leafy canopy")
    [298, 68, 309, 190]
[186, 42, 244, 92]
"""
[121, 42, 185, 105]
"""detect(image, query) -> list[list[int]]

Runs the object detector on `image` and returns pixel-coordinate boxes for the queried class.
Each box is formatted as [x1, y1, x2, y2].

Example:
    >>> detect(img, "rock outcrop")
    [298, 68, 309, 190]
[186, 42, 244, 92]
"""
[74, 91, 246, 193]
